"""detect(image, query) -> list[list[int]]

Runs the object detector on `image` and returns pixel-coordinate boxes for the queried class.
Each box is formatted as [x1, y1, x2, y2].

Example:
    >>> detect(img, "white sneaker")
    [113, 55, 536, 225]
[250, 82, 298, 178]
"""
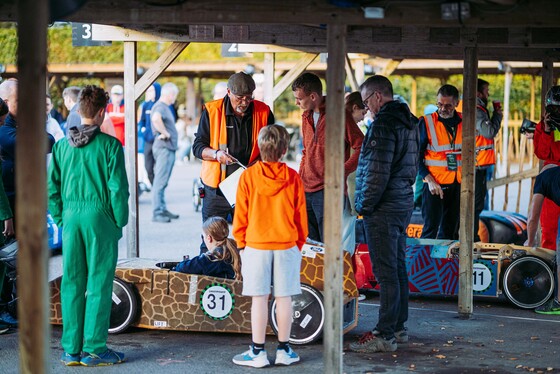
[275, 347, 300, 366]
[232, 347, 270, 368]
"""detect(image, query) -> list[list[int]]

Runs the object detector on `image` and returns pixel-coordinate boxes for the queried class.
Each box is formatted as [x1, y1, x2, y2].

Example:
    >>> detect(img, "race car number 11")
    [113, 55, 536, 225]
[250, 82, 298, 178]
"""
[200, 284, 235, 320]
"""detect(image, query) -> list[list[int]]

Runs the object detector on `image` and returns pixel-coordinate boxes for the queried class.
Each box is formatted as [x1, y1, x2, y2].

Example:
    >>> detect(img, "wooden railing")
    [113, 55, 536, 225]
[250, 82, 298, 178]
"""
[488, 112, 539, 214]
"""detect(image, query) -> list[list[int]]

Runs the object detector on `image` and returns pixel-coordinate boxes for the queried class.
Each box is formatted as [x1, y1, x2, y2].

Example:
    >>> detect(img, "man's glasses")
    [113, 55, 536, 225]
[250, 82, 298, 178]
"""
[233, 94, 254, 103]
[436, 102, 455, 110]
[362, 91, 376, 108]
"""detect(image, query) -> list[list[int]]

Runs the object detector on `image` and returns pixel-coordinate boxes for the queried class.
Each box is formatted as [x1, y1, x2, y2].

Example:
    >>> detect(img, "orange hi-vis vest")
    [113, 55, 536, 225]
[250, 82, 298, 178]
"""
[200, 98, 270, 188]
[475, 105, 496, 167]
[423, 112, 463, 185]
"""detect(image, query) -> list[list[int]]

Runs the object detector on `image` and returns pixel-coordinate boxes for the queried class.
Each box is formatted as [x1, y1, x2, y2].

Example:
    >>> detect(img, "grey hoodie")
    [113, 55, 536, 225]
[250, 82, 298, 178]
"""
[67, 125, 101, 148]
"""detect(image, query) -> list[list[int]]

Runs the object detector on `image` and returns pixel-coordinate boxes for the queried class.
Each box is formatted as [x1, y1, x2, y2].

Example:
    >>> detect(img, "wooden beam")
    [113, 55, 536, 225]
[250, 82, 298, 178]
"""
[344, 55, 358, 92]
[379, 59, 403, 76]
[124, 41, 139, 258]
[33, 0, 559, 28]
[16, 0, 50, 372]
[323, 23, 346, 374]
[487, 167, 539, 189]
[271, 53, 318, 102]
[458, 46, 477, 319]
[134, 42, 190, 100]
[263, 52, 275, 108]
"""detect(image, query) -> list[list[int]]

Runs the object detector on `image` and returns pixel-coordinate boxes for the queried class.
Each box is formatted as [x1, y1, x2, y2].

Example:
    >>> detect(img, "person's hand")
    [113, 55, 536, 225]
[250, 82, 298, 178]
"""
[158, 133, 170, 140]
[543, 112, 552, 133]
[424, 175, 444, 199]
[216, 150, 234, 165]
[3, 218, 14, 238]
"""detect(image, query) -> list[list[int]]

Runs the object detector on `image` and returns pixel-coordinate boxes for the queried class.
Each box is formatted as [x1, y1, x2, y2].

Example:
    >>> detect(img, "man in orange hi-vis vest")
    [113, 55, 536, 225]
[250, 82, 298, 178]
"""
[193, 72, 275, 252]
[418, 84, 462, 240]
[474, 79, 502, 241]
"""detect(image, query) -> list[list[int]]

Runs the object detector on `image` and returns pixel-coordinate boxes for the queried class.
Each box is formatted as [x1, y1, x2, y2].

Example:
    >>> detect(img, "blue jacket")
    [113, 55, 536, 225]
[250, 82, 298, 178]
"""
[173, 247, 235, 279]
[355, 101, 419, 214]
[137, 82, 161, 143]
[0, 114, 55, 197]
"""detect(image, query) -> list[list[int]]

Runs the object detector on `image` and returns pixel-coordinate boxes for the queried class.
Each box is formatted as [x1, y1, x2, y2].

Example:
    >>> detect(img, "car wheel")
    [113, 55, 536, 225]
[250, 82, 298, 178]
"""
[109, 277, 138, 334]
[269, 283, 325, 345]
[502, 256, 554, 309]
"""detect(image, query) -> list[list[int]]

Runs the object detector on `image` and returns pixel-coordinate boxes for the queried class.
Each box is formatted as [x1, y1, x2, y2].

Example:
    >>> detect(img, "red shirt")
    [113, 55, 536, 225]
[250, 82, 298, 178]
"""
[534, 120, 560, 165]
[107, 102, 125, 145]
[299, 99, 364, 193]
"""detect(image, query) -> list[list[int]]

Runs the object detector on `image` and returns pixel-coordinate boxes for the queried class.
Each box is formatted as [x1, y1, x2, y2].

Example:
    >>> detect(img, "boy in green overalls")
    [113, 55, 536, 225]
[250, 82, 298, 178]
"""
[48, 85, 129, 366]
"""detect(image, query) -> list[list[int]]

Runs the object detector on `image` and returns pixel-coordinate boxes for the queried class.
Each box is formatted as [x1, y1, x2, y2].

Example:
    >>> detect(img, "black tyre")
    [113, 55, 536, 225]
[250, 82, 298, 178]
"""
[109, 277, 138, 334]
[502, 256, 554, 309]
[269, 283, 325, 345]
[192, 179, 201, 212]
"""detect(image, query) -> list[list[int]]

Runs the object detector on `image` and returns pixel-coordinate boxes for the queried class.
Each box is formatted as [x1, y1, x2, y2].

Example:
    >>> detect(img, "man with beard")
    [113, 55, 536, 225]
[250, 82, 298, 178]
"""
[474, 79, 502, 241]
[418, 84, 462, 240]
[193, 72, 274, 252]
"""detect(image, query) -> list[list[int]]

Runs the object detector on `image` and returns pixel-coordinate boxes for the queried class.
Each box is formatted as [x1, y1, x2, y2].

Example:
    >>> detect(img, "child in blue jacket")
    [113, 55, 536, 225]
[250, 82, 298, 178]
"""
[173, 216, 241, 280]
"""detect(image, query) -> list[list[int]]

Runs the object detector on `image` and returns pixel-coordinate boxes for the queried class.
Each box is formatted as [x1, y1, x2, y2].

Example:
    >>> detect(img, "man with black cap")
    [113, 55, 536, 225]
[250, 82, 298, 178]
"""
[193, 72, 275, 252]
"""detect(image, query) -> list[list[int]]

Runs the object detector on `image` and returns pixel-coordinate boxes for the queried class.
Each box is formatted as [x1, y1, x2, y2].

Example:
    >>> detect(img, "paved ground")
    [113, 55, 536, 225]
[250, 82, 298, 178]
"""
[1, 159, 559, 373]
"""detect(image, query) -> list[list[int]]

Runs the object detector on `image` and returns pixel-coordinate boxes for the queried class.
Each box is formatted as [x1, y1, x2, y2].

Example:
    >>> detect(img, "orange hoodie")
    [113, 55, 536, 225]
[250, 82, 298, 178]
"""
[233, 161, 308, 250]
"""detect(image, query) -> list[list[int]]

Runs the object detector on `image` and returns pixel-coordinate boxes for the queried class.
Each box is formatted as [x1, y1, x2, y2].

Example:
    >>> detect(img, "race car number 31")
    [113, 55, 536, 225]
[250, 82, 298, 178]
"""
[200, 283, 235, 320]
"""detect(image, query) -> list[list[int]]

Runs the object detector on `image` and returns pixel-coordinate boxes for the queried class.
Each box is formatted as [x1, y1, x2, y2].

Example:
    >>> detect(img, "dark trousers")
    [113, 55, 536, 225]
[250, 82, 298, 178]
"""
[420, 181, 461, 240]
[144, 141, 155, 185]
[474, 168, 488, 242]
[200, 185, 234, 253]
[305, 190, 324, 243]
[363, 210, 411, 338]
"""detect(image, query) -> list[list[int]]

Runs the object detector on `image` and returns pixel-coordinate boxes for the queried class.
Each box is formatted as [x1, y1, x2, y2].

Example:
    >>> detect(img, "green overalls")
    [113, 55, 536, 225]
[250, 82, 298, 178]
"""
[48, 128, 129, 355]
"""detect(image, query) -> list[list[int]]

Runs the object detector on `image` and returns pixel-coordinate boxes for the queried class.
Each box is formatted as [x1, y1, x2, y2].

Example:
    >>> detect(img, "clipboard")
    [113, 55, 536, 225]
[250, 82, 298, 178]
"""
[218, 167, 245, 207]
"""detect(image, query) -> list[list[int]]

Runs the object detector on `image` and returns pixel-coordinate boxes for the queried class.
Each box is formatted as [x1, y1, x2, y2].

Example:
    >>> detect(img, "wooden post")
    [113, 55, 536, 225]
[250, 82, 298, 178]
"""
[263, 52, 275, 109]
[411, 77, 418, 117]
[530, 75, 536, 121]
[324, 23, 346, 374]
[541, 57, 554, 119]
[124, 41, 139, 258]
[186, 77, 196, 124]
[458, 46, 477, 319]
[501, 64, 513, 164]
[353, 58, 365, 86]
[16, 0, 50, 372]
[344, 54, 358, 92]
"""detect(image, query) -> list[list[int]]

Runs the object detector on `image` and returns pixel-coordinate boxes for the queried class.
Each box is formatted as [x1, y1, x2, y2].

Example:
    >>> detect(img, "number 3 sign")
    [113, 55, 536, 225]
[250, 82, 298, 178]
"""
[200, 283, 235, 320]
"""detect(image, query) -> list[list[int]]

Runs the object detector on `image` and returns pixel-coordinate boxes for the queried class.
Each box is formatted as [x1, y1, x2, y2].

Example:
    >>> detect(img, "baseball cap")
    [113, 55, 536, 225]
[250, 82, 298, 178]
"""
[227, 72, 255, 96]
[111, 85, 124, 95]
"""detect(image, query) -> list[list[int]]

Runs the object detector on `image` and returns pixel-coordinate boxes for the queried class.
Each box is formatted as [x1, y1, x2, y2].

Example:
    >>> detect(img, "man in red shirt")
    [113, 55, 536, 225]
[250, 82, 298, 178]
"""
[533, 86, 560, 250]
[291, 72, 364, 243]
[107, 85, 125, 145]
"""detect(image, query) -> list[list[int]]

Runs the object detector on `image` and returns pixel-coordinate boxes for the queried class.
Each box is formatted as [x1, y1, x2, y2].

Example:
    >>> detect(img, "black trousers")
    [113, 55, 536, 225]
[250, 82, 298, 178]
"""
[143, 141, 155, 185]
[199, 184, 234, 253]
[420, 181, 461, 240]
[474, 168, 488, 242]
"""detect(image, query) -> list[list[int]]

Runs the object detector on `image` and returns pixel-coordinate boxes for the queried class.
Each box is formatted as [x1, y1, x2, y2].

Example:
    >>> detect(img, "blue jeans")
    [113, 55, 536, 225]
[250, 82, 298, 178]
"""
[363, 210, 411, 338]
[306, 190, 324, 242]
[152, 146, 176, 214]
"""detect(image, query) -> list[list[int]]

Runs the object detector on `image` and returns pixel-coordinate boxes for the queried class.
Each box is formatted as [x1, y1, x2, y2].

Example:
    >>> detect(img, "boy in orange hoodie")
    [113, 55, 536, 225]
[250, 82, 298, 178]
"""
[232, 124, 308, 368]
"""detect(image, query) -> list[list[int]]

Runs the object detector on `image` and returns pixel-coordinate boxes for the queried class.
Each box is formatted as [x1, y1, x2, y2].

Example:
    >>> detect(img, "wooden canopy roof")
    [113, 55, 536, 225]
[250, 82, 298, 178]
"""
[2, 0, 560, 62]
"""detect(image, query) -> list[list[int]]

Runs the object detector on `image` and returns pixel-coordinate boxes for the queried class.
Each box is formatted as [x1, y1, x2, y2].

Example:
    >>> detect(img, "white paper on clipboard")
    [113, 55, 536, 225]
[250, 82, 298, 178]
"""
[218, 167, 245, 207]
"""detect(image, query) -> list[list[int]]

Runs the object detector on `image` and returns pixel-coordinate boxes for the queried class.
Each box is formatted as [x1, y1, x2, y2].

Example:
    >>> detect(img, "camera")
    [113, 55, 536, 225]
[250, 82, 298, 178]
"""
[520, 118, 536, 134]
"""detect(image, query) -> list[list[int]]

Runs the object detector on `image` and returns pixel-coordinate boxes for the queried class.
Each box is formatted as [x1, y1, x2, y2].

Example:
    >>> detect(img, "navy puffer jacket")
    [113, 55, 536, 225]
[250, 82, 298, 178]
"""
[355, 100, 419, 215]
